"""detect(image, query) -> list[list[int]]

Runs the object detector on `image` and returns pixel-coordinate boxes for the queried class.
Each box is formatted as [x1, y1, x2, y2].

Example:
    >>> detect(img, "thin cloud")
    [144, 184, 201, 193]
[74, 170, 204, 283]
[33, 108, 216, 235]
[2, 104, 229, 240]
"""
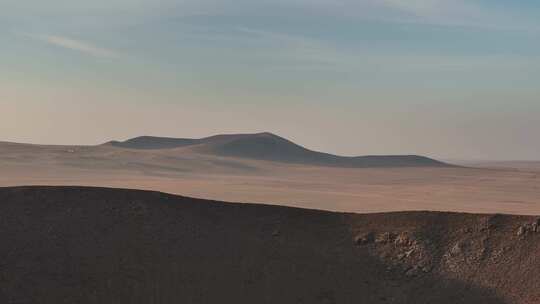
[380, 0, 449, 16]
[376, 0, 538, 32]
[32, 34, 119, 58]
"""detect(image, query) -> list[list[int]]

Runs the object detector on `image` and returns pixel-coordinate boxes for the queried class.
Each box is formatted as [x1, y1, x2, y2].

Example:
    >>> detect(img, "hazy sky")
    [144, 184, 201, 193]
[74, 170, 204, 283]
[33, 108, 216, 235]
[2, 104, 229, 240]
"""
[1, 0, 539, 160]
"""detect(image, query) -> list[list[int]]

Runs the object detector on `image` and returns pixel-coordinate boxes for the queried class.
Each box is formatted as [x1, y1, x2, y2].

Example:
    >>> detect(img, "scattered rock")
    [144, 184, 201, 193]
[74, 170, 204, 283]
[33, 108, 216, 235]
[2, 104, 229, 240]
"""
[517, 226, 527, 237]
[491, 247, 506, 261]
[422, 265, 432, 273]
[355, 232, 375, 245]
[450, 242, 463, 256]
[376, 232, 396, 244]
[517, 220, 540, 237]
[394, 232, 415, 247]
[532, 219, 540, 232]
[368, 230, 433, 278]
[404, 248, 415, 258]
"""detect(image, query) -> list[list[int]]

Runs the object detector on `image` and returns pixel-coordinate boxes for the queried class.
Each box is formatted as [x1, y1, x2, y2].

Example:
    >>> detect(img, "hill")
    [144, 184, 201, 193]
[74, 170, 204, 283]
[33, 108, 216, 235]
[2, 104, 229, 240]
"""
[108, 132, 450, 168]
[0, 186, 538, 303]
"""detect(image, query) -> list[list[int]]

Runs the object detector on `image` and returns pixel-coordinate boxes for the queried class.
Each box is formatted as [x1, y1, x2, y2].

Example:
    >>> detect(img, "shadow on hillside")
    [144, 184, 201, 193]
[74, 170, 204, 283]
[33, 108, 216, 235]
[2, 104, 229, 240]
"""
[0, 186, 508, 304]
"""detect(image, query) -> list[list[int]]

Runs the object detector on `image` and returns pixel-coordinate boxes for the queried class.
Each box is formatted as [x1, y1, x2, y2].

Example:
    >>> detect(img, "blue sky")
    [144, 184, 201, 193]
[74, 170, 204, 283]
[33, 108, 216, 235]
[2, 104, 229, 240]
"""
[1, 0, 539, 160]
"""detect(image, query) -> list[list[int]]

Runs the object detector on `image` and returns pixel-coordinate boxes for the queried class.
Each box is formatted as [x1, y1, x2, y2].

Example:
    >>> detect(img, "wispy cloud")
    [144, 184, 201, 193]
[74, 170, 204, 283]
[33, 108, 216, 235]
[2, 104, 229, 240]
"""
[380, 0, 450, 16]
[377, 0, 538, 32]
[178, 25, 346, 68]
[30, 34, 119, 58]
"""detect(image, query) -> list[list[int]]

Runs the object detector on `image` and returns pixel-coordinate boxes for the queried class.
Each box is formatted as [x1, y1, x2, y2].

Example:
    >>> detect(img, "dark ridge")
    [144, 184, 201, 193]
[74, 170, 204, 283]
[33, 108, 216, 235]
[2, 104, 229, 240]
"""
[108, 132, 451, 168]
[0, 186, 538, 304]
[106, 136, 199, 149]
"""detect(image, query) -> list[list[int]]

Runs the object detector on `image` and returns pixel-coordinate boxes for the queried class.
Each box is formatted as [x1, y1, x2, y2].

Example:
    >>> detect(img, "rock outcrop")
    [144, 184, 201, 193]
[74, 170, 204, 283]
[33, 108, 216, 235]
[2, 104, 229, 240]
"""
[0, 186, 539, 304]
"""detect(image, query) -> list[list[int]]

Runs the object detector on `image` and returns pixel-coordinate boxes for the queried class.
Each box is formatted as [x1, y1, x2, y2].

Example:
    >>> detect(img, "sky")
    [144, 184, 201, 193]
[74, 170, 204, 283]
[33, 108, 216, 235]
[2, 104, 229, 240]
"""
[1, 0, 539, 160]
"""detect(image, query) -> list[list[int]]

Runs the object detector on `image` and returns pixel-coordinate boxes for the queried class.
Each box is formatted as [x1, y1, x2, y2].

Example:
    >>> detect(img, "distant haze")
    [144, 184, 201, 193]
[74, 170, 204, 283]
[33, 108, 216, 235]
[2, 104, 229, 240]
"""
[1, 0, 539, 161]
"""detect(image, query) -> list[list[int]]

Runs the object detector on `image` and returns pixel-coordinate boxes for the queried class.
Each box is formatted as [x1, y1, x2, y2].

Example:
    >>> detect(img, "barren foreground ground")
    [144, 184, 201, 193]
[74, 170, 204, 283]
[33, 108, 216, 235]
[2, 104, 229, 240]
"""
[1, 141, 539, 215]
[1, 186, 539, 304]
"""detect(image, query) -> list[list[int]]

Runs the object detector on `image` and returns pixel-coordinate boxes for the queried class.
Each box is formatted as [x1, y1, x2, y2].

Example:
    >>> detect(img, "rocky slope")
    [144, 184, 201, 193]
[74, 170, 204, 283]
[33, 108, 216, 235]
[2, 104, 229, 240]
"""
[0, 186, 538, 304]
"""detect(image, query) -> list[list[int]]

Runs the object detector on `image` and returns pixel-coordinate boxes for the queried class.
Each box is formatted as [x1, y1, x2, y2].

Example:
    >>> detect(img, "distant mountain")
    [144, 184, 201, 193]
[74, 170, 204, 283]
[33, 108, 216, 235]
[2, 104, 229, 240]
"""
[107, 136, 199, 150]
[108, 132, 451, 168]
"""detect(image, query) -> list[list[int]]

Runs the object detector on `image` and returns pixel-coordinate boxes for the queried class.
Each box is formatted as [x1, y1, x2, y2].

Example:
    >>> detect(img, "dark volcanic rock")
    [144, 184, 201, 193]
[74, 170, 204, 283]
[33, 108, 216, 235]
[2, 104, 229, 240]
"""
[0, 186, 538, 304]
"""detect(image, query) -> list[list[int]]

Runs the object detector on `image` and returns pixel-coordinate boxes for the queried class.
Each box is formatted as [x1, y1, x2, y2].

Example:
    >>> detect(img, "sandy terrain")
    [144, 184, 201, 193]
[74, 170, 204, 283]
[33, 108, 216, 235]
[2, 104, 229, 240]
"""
[463, 160, 540, 172]
[1, 141, 539, 215]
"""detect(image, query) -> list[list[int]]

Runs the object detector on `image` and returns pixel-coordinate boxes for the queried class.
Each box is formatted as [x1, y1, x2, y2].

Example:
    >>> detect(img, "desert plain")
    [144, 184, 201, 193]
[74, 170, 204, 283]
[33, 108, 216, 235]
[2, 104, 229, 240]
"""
[1, 134, 539, 215]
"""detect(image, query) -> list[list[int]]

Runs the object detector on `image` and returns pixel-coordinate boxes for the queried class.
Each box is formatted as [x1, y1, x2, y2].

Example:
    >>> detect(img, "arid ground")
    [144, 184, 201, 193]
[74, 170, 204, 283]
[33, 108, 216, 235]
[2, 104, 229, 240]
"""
[1, 135, 539, 215]
[1, 186, 538, 304]
[2, 135, 539, 303]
